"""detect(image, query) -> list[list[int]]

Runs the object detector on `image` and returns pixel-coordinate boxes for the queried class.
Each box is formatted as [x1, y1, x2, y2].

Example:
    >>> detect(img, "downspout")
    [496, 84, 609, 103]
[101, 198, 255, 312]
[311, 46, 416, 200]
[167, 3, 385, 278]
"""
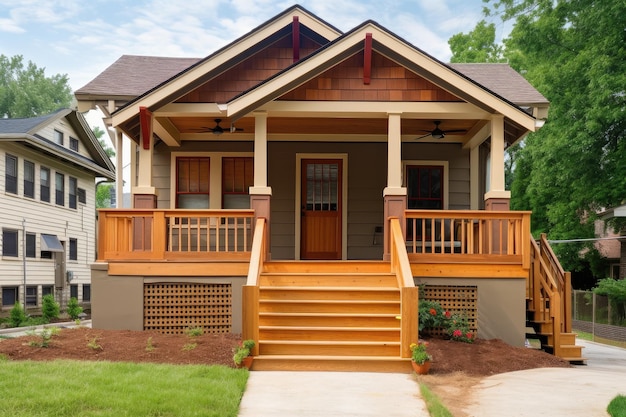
[22, 218, 26, 312]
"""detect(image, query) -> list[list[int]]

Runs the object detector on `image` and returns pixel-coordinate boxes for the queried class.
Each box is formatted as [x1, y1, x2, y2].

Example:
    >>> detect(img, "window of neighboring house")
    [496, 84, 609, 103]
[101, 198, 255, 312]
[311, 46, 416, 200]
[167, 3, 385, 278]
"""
[26, 233, 36, 258]
[70, 284, 78, 299]
[5, 154, 17, 194]
[40, 167, 50, 202]
[24, 160, 34, 198]
[55, 172, 64, 206]
[54, 129, 63, 145]
[83, 284, 91, 302]
[69, 177, 77, 209]
[26, 286, 38, 307]
[2, 229, 18, 257]
[77, 188, 86, 204]
[2, 287, 18, 306]
[69, 238, 77, 260]
[41, 250, 52, 259]
[176, 157, 210, 208]
[42, 286, 53, 297]
[222, 157, 253, 209]
[69, 137, 79, 152]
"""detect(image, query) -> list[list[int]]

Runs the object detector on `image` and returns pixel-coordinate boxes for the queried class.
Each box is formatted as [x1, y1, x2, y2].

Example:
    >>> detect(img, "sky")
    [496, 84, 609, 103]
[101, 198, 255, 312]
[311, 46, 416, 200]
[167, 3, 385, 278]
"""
[0, 0, 509, 93]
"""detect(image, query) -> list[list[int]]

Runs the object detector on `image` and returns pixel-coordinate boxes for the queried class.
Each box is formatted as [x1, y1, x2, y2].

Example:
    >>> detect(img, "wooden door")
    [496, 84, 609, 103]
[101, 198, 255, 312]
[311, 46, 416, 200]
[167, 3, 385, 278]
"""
[301, 159, 342, 260]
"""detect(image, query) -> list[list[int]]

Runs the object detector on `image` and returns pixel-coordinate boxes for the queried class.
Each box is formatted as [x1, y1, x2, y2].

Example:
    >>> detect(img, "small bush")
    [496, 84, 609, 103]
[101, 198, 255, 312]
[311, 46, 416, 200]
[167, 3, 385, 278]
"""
[185, 326, 203, 337]
[42, 294, 60, 323]
[87, 337, 102, 350]
[66, 297, 83, 320]
[9, 303, 27, 327]
[182, 342, 197, 351]
[27, 328, 58, 348]
[608, 395, 626, 417]
[145, 337, 155, 352]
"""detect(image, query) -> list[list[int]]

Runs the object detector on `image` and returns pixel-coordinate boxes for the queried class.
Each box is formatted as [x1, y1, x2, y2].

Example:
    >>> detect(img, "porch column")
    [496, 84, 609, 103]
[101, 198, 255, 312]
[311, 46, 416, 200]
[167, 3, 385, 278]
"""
[484, 114, 510, 211]
[115, 128, 124, 208]
[249, 111, 272, 258]
[383, 113, 407, 260]
[133, 108, 157, 208]
[470, 146, 480, 210]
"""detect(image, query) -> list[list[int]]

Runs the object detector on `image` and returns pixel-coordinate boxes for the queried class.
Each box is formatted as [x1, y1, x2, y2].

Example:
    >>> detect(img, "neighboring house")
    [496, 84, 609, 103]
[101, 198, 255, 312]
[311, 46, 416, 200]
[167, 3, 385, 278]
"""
[600, 205, 626, 280]
[0, 109, 115, 313]
[75, 5, 582, 371]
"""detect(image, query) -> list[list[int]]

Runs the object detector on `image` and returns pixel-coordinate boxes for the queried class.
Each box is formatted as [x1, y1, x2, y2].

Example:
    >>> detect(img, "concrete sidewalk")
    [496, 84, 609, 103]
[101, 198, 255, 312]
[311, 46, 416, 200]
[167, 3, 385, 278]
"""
[238, 340, 626, 417]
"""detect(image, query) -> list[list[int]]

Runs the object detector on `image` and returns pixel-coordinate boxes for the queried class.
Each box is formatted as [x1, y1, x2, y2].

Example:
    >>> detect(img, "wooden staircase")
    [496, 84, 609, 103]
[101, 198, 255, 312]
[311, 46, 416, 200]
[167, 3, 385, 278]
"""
[526, 234, 586, 364]
[249, 261, 413, 372]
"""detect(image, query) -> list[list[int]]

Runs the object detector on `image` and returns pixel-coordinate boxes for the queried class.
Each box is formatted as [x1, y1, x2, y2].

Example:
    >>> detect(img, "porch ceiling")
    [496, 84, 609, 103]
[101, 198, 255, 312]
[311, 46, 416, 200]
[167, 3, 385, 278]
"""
[121, 113, 525, 146]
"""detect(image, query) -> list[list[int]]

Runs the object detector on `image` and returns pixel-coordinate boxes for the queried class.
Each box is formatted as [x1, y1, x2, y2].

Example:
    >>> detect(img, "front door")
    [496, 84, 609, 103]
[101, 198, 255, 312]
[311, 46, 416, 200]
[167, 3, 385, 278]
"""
[301, 159, 342, 260]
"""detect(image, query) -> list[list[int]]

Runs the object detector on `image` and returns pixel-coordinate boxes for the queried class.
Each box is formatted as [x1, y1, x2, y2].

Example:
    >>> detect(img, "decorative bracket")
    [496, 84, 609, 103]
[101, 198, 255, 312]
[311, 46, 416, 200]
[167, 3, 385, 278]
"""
[292, 16, 300, 63]
[139, 106, 152, 150]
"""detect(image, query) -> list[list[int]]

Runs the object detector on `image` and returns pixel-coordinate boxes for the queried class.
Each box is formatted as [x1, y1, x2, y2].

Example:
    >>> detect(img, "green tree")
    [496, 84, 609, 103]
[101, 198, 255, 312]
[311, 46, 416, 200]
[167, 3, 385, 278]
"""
[449, 20, 505, 63]
[481, 0, 626, 272]
[91, 125, 116, 208]
[0, 54, 72, 118]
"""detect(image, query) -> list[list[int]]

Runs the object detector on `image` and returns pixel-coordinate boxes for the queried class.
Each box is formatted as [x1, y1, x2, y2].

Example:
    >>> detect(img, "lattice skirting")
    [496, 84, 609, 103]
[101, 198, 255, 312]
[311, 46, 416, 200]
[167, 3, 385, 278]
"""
[421, 285, 478, 337]
[144, 283, 232, 334]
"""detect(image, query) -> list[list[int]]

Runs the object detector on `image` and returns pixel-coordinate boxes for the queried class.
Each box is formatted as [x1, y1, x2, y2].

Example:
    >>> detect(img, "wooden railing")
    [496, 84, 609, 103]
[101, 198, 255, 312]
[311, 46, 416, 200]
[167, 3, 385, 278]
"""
[242, 218, 266, 356]
[405, 210, 531, 268]
[97, 209, 255, 261]
[529, 233, 572, 357]
[389, 217, 418, 359]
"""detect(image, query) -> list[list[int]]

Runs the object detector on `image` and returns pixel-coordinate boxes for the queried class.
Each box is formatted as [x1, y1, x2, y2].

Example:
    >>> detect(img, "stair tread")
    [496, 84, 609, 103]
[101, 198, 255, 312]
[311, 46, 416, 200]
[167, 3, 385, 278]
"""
[259, 340, 401, 346]
[261, 272, 395, 276]
[255, 355, 408, 361]
[260, 312, 400, 317]
[260, 326, 400, 331]
[260, 286, 400, 291]
[260, 299, 400, 304]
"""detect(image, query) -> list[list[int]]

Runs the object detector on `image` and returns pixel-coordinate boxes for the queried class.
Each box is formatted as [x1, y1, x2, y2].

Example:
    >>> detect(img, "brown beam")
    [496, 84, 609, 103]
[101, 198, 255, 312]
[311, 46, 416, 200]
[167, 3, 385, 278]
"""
[363, 33, 372, 85]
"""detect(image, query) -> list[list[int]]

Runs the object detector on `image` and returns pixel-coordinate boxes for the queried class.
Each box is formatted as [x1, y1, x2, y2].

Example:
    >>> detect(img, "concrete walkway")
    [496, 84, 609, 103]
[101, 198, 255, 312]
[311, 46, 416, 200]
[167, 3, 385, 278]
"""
[238, 340, 626, 417]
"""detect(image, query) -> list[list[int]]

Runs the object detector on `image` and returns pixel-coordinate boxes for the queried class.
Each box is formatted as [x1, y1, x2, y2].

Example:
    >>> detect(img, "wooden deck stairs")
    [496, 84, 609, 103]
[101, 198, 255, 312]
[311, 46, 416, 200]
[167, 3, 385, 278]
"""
[249, 261, 413, 373]
[526, 234, 586, 364]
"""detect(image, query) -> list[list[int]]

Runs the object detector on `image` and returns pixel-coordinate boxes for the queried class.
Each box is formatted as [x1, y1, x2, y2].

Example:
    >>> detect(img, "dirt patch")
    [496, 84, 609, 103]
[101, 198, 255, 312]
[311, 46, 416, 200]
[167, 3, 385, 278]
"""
[0, 328, 572, 416]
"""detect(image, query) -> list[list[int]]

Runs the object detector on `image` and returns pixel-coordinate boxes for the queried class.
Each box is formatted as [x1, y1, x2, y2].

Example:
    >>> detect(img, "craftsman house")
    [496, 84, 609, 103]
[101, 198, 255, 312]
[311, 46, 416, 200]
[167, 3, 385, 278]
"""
[76, 5, 583, 371]
[0, 109, 115, 313]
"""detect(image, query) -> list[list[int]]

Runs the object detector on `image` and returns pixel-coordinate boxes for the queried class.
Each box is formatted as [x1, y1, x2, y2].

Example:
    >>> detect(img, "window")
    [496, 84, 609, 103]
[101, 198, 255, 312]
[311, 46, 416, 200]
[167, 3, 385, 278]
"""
[26, 286, 38, 307]
[69, 177, 77, 209]
[2, 229, 18, 257]
[69, 137, 79, 151]
[69, 238, 77, 260]
[5, 154, 17, 194]
[406, 165, 443, 210]
[42, 286, 53, 297]
[222, 157, 253, 209]
[176, 157, 210, 208]
[24, 160, 35, 198]
[26, 233, 36, 258]
[83, 284, 91, 302]
[77, 188, 86, 204]
[55, 172, 64, 206]
[40, 167, 50, 202]
[2, 287, 18, 306]
[54, 129, 63, 145]
[70, 284, 78, 299]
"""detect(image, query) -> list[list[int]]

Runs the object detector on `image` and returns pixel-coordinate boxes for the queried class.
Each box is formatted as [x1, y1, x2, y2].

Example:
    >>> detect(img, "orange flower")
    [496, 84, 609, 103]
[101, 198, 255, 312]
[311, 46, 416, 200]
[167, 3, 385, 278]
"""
[429, 308, 437, 316]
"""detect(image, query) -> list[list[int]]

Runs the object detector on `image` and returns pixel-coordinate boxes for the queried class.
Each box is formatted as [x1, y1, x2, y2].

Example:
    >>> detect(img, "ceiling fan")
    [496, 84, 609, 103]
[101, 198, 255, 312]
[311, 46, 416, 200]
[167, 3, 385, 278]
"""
[195, 118, 243, 135]
[415, 121, 466, 140]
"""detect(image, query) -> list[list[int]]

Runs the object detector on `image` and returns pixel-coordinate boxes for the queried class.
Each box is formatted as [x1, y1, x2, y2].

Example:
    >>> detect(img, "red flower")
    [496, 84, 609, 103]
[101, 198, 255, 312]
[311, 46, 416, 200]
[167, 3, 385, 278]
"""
[429, 308, 437, 316]
[444, 311, 451, 319]
[453, 329, 463, 338]
[466, 332, 474, 339]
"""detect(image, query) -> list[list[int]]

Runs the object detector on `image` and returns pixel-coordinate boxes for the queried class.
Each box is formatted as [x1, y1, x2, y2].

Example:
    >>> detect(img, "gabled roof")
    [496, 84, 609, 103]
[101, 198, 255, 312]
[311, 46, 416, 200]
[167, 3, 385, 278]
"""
[0, 109, 116, 179]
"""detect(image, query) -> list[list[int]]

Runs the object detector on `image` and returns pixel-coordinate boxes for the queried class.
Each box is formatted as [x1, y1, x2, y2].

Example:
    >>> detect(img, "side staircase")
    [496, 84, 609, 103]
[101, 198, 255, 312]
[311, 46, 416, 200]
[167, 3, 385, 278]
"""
[526, 234, 586, 364]
[249, 261, 413, 372]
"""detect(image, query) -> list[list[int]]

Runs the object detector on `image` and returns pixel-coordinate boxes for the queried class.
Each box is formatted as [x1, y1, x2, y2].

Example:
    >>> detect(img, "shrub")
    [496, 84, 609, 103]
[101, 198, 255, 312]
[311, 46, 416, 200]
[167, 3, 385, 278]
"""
[9, 303, 27, 327]
[66, 297, 83, 320]
[445, 314, 475, 343]
[418, 299, 449, 332]
[41, 294, 60, 323]
[185, 326, 203, 337]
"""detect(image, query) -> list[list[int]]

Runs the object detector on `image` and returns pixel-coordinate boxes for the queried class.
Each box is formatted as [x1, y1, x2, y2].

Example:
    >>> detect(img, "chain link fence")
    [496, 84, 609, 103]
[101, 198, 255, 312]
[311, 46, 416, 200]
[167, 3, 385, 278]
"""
[572, 290, 626, 344]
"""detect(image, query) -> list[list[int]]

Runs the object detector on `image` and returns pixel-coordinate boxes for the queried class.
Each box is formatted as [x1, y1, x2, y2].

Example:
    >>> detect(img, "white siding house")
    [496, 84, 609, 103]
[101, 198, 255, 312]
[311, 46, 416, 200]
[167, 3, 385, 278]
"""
[0, 109, 115, 313]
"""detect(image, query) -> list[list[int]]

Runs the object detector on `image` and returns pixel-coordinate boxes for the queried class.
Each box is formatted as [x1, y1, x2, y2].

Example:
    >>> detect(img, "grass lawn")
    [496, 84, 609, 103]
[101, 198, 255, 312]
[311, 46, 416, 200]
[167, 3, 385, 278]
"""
[0, 359, 248, 417]
[574, 330, 626, 349]
[419, 382, 453, 417]
[608, 395, 626, 417]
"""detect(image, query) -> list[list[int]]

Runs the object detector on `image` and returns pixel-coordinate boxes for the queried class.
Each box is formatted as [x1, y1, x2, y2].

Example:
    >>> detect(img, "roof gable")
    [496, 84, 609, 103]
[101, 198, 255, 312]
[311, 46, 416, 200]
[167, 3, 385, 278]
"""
[0, 109, 115, 179]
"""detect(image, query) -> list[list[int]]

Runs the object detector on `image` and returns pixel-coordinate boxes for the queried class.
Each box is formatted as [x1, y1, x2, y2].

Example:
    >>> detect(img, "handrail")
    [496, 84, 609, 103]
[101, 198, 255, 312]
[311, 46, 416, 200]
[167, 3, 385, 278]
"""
[242, 218, 266, 356]
[389, 217, 418, 359]
[246, 218, 266, 286]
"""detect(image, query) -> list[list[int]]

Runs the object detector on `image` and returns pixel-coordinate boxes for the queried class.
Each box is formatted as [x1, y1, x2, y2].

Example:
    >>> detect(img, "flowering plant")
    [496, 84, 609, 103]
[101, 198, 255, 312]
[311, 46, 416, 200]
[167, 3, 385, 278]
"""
[233, 339, 256, 366]
[418, 300, 450, 332]
[409, 341, 432, 365]
[445, 314, 475, 343]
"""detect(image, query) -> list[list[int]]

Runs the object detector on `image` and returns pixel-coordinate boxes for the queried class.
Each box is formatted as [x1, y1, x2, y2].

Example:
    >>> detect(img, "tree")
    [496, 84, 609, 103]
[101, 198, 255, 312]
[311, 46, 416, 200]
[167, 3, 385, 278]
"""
[449, 20, 505, 63]
[481, 0, 626, 273]
[91, 125, 116, 208]
[0, 54, 72, 118]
